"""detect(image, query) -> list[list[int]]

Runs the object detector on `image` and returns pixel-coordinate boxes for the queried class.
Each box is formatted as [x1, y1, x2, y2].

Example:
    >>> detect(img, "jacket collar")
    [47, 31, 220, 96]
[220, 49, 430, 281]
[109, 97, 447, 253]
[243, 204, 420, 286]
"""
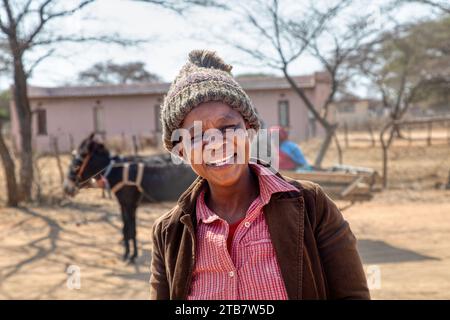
[173, 162, 306, 300]
[175, 175, 206, 227]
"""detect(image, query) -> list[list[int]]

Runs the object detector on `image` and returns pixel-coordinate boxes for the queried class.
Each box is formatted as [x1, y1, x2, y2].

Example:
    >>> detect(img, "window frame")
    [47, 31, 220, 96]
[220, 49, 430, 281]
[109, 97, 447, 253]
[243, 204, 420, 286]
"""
[278, 100, 290, 127]
[36, 108, 47, 136]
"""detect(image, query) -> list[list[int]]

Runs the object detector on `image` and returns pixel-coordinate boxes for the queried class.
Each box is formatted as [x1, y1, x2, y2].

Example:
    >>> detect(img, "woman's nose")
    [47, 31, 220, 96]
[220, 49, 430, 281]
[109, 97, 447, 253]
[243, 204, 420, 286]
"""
[204, 135, 225, 150]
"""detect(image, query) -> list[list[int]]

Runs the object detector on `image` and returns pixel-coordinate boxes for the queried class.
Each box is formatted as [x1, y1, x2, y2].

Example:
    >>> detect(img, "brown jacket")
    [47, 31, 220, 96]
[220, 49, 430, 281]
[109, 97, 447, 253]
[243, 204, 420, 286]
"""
[149, 172, 370, 300]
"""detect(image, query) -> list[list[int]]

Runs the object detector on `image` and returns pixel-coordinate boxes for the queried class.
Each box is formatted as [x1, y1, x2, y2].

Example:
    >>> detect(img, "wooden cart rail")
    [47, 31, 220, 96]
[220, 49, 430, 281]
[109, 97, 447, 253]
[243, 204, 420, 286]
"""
[280, 169, 382, 202]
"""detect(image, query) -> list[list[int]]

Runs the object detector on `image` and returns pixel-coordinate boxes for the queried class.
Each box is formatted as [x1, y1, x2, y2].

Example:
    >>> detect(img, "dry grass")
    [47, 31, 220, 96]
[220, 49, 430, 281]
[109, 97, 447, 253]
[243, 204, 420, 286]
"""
[299, 132, 450, 190]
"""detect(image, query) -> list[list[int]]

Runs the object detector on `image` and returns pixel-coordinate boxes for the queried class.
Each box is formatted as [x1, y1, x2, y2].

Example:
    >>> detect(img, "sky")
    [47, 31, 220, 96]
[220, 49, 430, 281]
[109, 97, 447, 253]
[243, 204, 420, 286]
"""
[0, 0, 436, 96]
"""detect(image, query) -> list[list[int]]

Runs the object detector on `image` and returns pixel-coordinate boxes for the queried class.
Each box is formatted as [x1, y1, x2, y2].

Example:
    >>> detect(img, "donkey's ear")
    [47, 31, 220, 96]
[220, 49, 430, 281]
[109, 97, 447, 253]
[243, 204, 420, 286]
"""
[88, 132, 96, 141]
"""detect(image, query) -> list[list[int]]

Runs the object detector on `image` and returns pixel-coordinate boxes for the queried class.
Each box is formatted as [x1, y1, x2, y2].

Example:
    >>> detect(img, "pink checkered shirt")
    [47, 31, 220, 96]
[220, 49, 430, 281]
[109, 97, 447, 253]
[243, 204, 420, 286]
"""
[187, 164, 299, 300]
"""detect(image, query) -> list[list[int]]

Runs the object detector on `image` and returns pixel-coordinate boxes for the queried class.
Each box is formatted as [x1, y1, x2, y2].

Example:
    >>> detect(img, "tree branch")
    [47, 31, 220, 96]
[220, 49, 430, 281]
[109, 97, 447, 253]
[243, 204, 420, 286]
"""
[134, 0, 228, 14]
[25, 48, 56, 77]
[25, 0, 95, 48]
[15, 0, 34, 25]
[30, 34, 147, 47]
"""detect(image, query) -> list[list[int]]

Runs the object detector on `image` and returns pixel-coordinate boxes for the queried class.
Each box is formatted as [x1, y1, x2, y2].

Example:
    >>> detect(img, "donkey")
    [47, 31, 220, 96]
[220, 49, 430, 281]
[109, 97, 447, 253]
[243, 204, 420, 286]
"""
[63, 133, 197, 263]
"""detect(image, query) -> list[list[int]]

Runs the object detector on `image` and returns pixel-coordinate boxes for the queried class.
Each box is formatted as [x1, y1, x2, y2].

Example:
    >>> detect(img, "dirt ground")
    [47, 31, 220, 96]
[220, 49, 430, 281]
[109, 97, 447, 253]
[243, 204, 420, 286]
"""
[342, 189, 450, 299]
[0, 136, 449, 299]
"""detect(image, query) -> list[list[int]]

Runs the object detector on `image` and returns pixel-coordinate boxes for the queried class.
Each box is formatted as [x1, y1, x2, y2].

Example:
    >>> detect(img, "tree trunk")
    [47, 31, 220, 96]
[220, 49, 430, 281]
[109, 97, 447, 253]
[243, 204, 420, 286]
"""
[368, 124, 376, 147]
[0, 120, 19, 206]
[393, 124, 403, 139]
[282, 69, 336, 168]
[380, 122, 395, 188]
[314, 124, 337, 167]
[381, 142, 388, 188]
[12, 54, 33, 202]
[333, 132, 343, 165]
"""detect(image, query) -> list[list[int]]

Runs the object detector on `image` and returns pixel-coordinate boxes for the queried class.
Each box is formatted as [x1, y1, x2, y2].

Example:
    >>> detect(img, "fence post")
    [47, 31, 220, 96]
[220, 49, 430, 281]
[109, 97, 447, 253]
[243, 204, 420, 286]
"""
[132, 135, 139, 156]
[344, 122, 349, 148]
[427, 121, 432, 146]
[368, 124, 375, 147]
[51, 136, 65, 184]
[447, 121, 450, 145]
[121, 132, 126, 152]
[69, 134, 74, 151]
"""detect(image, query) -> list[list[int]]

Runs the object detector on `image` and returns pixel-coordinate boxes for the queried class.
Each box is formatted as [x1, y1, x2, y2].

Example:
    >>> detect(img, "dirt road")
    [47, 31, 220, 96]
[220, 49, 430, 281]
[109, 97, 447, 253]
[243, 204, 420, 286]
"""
[343, 189, 450, 299]
[1, 188, 449, 299]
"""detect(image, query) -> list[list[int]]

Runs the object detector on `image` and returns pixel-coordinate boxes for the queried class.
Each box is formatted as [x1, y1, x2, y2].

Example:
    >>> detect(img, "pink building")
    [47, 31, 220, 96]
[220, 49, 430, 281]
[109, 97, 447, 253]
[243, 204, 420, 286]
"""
[9, 72, 331, 153]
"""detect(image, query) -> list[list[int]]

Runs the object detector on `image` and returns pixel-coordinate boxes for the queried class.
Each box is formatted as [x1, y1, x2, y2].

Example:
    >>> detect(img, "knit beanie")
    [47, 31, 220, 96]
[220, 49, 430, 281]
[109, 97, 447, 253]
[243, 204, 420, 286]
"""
[160, 49, 261, 151]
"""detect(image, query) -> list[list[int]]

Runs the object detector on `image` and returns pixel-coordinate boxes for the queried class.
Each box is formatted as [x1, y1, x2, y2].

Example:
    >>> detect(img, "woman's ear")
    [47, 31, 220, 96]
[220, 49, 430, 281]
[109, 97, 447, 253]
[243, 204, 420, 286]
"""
[171, 142, 188, 165]
[244, 121, 257, 141]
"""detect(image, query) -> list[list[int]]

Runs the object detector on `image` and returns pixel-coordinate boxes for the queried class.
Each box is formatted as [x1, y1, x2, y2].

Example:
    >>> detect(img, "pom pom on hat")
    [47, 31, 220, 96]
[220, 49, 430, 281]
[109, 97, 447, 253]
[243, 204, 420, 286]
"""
[188, 49, 233, 73]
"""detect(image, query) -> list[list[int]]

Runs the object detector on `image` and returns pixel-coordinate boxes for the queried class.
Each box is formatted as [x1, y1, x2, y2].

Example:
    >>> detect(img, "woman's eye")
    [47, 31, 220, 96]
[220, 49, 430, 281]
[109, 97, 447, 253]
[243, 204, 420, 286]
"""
[221, 125, 238, 133]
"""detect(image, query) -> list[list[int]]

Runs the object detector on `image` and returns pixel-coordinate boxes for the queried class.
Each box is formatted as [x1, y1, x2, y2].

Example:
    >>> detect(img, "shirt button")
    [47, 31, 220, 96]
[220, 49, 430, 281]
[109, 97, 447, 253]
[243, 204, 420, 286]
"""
[229, 271, 235, 277]
[244, 222, 251, 228]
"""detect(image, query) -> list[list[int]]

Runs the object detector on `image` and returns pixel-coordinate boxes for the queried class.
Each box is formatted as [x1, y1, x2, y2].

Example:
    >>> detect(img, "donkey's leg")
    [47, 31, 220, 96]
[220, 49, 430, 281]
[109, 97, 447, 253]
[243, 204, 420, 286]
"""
[129, 188, 142, 263]
[128, 195, 141, 264]
[120, 204, 130, 261]
[117, 187, 142, 264]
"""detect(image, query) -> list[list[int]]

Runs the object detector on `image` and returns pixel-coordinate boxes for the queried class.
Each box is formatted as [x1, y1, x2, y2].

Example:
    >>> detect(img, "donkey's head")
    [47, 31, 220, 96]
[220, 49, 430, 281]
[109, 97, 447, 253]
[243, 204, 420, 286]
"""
[63, 133, 111, 196]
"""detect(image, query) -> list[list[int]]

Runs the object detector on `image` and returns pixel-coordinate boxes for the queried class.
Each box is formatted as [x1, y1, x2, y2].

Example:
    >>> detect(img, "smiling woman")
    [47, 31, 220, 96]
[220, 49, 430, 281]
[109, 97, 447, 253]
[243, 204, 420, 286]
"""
[149, 49, 370, 300]
[179, 102, 252, 190]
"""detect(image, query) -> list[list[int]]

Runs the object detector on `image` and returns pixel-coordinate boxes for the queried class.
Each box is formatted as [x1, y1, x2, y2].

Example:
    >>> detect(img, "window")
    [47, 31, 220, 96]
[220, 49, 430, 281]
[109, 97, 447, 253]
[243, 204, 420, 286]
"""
[341, 104, 355, 113]
[93, 105, 105, 133]
[278, 100, 290, 127]
[36, 109, 47, 136]
[154, 104, 162, 132]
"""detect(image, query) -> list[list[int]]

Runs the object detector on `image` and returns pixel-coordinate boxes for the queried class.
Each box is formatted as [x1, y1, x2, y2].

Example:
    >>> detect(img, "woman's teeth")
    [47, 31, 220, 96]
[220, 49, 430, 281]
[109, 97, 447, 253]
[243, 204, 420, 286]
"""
[206, 154, 235, 167]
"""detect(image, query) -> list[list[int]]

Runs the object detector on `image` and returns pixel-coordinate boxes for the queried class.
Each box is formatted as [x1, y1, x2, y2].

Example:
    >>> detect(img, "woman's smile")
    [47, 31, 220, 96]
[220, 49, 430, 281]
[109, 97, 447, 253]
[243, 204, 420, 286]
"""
[205, 153, 236, 167]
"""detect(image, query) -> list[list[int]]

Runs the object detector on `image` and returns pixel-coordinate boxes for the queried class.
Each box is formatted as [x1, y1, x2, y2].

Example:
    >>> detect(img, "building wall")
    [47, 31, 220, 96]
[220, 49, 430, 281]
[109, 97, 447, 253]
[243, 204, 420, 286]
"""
[334, 100, 370, 127]
[332, 100, 387, 129]
[248, 85, 328, 143]
[10, 94, 163, 153]
[10, 81, 330, 153]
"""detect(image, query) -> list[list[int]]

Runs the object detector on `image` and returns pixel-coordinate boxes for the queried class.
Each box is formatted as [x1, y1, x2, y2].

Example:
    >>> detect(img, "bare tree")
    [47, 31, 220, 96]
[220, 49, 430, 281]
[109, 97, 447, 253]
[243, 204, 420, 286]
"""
[0, 115, 18, 206]
[0, 89, 17, 206]
[357, 25, 448, 124]
[0, 0, 224, 205]
[0, 1, 94, 201]
[352, 18, 450, 186]
[78, 60, 162, 85]
[307, 14, 378, 163]
[210, 0, 365, 167]
[0, 0, 145, 203]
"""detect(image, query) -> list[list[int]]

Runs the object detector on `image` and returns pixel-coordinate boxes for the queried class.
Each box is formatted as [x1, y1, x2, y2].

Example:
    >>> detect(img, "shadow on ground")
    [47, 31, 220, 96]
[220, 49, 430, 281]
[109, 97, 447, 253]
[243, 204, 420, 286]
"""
[104, 249, 152, 282]
[358, 239, 438, 264]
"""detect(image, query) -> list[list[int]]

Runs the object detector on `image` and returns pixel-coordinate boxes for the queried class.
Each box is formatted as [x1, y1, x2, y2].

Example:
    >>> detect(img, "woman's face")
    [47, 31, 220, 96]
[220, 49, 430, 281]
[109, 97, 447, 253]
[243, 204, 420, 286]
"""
[177, 101, 251, 188]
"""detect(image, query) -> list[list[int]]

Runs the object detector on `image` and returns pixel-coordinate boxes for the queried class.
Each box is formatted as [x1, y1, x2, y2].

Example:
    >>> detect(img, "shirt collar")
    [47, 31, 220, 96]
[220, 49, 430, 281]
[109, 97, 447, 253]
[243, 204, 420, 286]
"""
[195, 163, 298, 224]
[196, 189, 221, 224]
[250, 163, 299, 206]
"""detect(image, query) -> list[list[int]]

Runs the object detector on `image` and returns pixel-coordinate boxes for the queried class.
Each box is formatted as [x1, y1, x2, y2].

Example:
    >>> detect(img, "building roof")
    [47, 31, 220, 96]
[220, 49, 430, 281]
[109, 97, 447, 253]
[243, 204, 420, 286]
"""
[26, 72, 330, 99]
[335, 92, 380, 104]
